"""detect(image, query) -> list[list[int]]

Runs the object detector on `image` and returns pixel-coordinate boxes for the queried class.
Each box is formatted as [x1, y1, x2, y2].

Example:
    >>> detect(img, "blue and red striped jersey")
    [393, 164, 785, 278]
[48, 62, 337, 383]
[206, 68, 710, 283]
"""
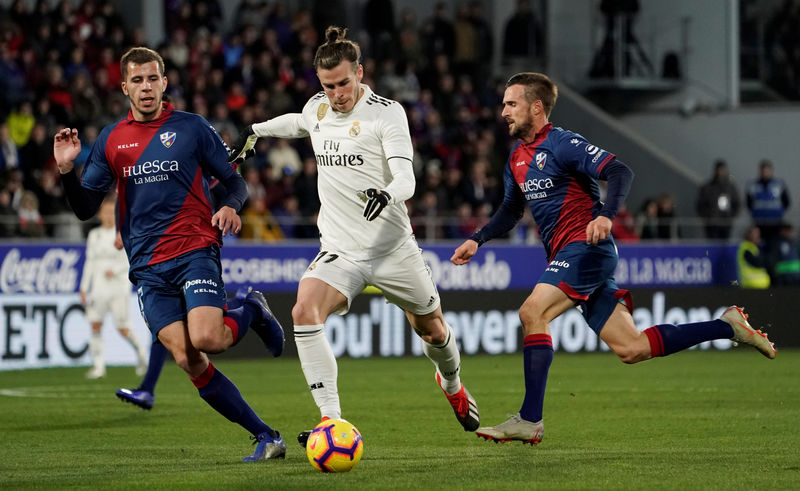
[500, 123, 616, 259]
[79, 103, 238, 272]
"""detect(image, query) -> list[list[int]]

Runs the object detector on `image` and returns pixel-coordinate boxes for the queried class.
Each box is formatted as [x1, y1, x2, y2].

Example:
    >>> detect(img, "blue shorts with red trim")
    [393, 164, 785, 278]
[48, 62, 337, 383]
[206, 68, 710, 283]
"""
[131, 245, 227, 338]
[538, 239, 632, 334]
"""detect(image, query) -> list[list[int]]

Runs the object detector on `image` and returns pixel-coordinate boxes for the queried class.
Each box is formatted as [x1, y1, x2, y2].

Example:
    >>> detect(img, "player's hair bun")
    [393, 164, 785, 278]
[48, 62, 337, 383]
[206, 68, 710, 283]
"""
[324, 26, 348, 44]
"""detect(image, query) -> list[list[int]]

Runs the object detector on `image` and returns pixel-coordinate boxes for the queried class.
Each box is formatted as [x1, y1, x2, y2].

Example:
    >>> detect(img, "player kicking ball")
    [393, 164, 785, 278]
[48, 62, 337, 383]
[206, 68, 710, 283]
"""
[451, 72, 776, 445]
[229, 26, 479, 445]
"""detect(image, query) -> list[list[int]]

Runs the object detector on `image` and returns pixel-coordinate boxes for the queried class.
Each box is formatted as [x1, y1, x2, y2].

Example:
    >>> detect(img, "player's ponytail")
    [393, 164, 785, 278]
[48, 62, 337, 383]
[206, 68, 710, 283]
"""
[314, 26, 361, 71]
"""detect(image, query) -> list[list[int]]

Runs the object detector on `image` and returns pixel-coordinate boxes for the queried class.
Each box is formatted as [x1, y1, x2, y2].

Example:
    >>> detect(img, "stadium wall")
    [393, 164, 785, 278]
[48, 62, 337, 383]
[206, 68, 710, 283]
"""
[0, 243, 795, 371]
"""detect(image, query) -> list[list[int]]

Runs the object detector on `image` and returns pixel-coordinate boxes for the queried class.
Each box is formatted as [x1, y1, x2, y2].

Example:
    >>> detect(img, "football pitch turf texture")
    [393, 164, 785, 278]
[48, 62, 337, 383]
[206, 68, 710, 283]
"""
[1, 350, 797, 489]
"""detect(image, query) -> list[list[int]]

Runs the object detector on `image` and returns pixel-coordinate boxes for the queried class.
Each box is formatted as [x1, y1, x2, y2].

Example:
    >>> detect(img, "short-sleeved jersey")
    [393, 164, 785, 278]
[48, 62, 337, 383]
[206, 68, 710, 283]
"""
[260, 84, 414, 260]
[80, 103, 236, 272]
[500, 123, 616, 260]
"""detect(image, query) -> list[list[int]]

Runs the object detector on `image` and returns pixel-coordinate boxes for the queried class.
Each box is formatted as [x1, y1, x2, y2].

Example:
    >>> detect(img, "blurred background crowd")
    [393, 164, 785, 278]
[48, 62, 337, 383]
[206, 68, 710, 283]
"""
[0, 0, 797, 269]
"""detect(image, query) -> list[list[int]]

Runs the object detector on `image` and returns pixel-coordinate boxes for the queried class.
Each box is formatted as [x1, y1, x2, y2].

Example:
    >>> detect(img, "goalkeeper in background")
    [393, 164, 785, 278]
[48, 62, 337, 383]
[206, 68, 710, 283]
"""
[229, 26, 480, 445]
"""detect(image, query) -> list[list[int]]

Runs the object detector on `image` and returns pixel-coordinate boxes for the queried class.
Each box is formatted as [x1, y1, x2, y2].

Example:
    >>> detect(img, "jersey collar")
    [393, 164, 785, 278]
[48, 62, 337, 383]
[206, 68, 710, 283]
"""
[125, 102, 174, 124]
[521, 122, 553, 147]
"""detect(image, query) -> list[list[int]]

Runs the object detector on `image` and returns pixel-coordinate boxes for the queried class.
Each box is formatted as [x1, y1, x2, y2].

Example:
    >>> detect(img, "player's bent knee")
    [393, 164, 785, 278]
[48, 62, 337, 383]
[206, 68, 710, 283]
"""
[292, 301, 325, 325]
[190, 330, 227, 354]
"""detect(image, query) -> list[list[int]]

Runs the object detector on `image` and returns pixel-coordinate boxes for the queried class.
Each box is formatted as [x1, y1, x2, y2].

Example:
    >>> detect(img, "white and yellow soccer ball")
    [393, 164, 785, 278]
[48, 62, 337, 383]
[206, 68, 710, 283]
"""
[306, 418, 364, 473]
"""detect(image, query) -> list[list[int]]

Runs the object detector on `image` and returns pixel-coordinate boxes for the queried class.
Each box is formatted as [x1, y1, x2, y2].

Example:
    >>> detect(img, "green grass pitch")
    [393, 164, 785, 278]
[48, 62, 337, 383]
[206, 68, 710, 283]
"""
[1, 350, 797, 490]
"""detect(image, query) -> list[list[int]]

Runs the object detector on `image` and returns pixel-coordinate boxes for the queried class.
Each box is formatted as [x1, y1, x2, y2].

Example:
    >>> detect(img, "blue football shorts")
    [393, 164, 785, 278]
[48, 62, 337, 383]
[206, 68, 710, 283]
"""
[538, 238, 632, 334]
[131, 245, 227, 338]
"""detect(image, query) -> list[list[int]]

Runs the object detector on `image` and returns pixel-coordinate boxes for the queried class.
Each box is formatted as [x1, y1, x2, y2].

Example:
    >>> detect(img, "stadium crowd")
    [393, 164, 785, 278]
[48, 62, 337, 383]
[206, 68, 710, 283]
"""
[0, 0, 794, 254]
[0, 0, 524, 241]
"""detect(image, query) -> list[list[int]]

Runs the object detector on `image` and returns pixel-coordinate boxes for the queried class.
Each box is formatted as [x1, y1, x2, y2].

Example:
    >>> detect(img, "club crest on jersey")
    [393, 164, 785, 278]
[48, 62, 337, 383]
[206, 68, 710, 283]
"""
[349, 121, 361, 137]
[317, 103, 329, 121]
[160, 131, 176, 148]
[535, 152, 547, 170]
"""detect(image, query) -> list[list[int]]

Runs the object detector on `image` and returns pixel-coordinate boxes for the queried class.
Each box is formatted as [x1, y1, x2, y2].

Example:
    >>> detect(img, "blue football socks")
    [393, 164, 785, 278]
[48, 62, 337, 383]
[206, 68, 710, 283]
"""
[519, 334, 554, 423]
[192, 362, 272, 437]
[139, 342, 168, 394]
[644, 320, 734, 357]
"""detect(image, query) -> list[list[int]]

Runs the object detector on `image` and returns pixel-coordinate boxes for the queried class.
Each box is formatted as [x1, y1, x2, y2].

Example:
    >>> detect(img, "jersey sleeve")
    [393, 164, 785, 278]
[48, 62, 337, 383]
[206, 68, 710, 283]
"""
[378, 102, 414, 164]
[80, 128, 116, 192]
[552, 131, 616, 178]
[196, 117, 237, 181]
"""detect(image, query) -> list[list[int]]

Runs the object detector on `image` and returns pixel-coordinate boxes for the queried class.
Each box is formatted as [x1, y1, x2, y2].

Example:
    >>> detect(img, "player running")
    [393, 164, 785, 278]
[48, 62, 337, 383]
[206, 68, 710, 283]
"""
[229, 26, 479, 444]
[451, 72, 776, 445]
[80, 194, 147, 379]
[53, 47, 287, 461]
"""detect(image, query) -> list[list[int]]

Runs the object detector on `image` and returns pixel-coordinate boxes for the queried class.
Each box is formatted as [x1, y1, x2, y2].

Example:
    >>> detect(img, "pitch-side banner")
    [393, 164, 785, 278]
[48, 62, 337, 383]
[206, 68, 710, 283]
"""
[6, 287, 797, 371]
[0, 242, 739, 296]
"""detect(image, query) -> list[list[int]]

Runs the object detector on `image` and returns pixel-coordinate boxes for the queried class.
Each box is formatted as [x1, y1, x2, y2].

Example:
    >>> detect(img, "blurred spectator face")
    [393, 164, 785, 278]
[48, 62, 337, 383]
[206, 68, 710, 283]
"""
[121, 61, 167, 121]
[19, 190, 38, 211]
[746, 226, 761, 243]
[98, 199, 116, 228]
[759, 161, 773, 180]
[317, 60, 364, 113]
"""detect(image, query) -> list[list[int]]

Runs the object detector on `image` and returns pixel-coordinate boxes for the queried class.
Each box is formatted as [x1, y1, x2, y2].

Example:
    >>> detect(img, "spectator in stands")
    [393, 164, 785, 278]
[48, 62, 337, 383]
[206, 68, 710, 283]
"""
[468, 1, 494, 89]
[0, 187, 15, 237]
[17, 189, 44, 237]
[0, 123, 21, 171]
[6, 101, 35, 148]
[635, 198, 659, 240]
[266, 139, 302, 180]
[70, 71, 103, 128]
[240, 195, 283, 242]
[611, 202, 638, 242]
[768, 222, 800, 286]
[20, 123, 52, 190]
[696, 159, 740, 240]
[363, 0, 396, 61]
[746, 159, 790, 251]
[656, 193, 679, 240]
[421, 2, 456, 64]
[397, 7, 422, 66]
[737, 225, 770, 289]
[502, 0, 544, 70]
[291, 157, 320, 233]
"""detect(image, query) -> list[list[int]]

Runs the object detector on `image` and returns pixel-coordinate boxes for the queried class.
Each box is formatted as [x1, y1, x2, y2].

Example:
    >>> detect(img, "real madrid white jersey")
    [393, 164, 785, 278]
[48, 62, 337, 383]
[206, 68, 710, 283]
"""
[80, 226, 130, 295]
[253, 84, 415, 260]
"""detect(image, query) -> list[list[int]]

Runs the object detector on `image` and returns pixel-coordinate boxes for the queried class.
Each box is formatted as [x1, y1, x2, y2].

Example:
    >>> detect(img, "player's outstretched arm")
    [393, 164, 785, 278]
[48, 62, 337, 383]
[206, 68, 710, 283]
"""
[451, 239, 479, 265]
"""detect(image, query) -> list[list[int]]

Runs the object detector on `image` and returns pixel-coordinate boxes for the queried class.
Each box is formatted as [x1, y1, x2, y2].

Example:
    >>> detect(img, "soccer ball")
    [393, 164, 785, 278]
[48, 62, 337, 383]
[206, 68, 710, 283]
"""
[306, 418, 364, 473]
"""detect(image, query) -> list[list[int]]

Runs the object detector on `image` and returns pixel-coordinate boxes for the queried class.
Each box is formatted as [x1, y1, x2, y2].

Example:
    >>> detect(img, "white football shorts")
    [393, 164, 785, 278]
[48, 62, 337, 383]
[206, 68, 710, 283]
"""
[302, 235, 441, 316]
[85, 287, 130, 327]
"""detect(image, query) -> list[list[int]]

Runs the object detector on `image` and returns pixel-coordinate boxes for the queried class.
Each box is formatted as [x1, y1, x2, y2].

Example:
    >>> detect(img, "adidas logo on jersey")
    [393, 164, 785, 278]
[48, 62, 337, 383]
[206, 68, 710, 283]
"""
[313, 123, 320, 132]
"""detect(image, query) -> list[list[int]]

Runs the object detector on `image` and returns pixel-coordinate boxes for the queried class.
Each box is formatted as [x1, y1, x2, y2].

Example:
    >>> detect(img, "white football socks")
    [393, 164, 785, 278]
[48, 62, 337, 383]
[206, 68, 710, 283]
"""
[89, 331, 104, 372]
[294, 324, 341, 420]
[121, 329, 146, 363]
[422, 324, 462, 395]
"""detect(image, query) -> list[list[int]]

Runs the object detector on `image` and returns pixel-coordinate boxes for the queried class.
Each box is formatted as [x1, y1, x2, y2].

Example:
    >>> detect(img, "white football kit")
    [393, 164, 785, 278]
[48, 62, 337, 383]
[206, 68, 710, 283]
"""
[253, 84, 439, 314]
[80, 226, 131, 326]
